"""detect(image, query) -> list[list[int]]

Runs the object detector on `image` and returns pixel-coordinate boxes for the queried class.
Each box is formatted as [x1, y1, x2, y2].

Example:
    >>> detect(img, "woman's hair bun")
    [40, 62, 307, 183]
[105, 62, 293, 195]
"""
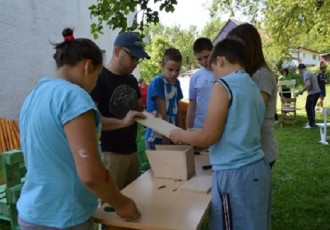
[62, 28, 74, 38]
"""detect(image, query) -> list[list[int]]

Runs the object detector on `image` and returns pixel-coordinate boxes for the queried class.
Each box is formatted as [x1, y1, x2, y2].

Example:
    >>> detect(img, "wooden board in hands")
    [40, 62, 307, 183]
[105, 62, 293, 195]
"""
[135, 111, 180, 138]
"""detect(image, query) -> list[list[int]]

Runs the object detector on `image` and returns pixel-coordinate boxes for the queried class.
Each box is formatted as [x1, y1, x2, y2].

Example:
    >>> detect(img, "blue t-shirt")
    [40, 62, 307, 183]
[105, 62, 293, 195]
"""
[146, 75, 183, 142]
[18, 77, 101, 228]
[210, 71, 265, 170]
[189, 67, 214, 128]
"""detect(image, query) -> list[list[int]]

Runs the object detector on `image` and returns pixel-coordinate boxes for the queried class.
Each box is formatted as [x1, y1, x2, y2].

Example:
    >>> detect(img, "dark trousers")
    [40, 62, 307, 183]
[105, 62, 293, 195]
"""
[305, 92, 321, 126]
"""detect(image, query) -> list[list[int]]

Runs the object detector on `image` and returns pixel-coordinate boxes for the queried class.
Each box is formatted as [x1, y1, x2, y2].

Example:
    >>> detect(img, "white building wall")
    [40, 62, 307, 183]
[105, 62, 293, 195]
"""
[298, 50, 320, 66]
[0, 0, 136, 119]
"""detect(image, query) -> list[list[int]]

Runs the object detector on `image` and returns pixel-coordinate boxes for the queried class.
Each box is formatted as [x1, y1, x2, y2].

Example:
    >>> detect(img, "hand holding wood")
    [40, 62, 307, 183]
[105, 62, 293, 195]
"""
[115, 195, 141, 220]
[123, 110, 146, 127]
[169, 128, 184, 144]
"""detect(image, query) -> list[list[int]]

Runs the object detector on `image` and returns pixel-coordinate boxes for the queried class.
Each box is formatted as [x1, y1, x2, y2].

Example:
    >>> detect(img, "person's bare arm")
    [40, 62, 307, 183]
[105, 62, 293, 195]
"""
[301, 79, 311, 92]
[101, 111, 145, 131]
[93, 101, 145, 131]
[154, 96, 168, 121]
[137, 98, 144, 112]
[176, 103, 183, 129]
[186, 99, 197, 129]
[260, 91, 270, 103]
[154, 96, 171, 144]
[64, 110, 140, 219]
[296, 79, 311, 95]
[170, 82, 229, 148]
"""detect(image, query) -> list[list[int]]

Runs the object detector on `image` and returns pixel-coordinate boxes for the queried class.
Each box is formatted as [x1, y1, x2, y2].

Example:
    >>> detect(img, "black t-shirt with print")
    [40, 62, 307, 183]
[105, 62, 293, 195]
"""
[91, 67, 141, 154]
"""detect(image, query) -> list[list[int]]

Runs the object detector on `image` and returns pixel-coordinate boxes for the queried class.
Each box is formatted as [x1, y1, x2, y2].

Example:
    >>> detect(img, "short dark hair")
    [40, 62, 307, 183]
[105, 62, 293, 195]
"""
[162, 48, 182, 64]
[281, 68, 289, 75]
[138, 78, 145, 84]
[297, 63, 306, 69]
[53, 28, 103, 69]
[193, 37, 213, 54]
[209, 38, 245, 68]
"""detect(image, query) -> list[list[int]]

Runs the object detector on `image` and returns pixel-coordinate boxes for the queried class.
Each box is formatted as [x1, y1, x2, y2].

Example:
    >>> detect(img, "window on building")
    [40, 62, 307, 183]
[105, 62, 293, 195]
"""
[313, 54, 316, 60]
[303, 53, 305, 58]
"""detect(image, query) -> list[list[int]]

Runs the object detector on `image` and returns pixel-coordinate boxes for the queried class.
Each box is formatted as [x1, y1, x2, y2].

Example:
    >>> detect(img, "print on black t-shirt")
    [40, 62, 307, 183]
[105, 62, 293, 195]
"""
[110, 85, 137, 119]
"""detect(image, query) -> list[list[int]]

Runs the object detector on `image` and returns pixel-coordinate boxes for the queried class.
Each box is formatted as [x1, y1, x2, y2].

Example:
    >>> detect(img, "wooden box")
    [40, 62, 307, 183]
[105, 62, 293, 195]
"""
[146, 145, 195, 180]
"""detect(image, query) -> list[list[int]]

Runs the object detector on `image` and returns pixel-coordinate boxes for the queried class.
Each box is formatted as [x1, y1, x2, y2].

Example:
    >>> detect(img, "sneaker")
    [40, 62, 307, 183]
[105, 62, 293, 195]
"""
[303, 124, 312, 129]
[303, 123, 317, 128]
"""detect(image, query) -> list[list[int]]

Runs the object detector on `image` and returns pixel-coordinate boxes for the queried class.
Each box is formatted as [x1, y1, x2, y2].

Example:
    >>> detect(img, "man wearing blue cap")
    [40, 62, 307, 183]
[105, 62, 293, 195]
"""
[91, 32, 150, 190]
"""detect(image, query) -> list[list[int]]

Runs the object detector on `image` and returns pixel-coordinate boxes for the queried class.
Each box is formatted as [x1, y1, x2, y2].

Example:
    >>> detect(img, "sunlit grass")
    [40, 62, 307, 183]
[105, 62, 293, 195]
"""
[272, 85, 330, 229]
[272, 114, 330, 230]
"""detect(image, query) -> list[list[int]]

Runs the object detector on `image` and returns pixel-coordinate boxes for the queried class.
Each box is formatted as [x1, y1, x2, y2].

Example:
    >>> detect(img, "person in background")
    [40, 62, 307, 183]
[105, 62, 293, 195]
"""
[170, 38, 271, 230]
[91, 32, 149, 190]
[138, 78, 148, 108]
[186, 37, 214, 129]
[18, 28, 140, 229]
[145, 48, 184, 150]
[316, 62, 328, 111]
[296, 63, 321, 128]
[278, 68, 293, 98]
[227, 23, 279, 169]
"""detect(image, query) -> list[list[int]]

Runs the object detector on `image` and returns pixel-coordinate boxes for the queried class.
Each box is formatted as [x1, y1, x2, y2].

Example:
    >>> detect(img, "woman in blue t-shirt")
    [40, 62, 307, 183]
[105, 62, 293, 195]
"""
[18, 28, 140, 229]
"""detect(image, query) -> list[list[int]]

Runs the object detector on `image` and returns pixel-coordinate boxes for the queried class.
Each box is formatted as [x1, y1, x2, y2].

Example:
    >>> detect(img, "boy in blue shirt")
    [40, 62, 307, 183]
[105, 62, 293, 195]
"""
[186, 37, 214, 129]
[146, 48, 184, 149]
[170, 39, 271, 230]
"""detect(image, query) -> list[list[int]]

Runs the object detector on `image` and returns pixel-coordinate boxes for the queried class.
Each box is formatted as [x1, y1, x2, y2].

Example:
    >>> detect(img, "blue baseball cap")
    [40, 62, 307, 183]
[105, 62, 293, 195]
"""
[114, 32, 150, 59]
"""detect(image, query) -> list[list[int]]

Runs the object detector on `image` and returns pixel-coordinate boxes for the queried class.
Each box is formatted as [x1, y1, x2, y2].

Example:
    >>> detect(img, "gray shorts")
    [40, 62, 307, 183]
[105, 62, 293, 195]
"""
[210, 159, 272, 230]
[18, 216, 94, 230]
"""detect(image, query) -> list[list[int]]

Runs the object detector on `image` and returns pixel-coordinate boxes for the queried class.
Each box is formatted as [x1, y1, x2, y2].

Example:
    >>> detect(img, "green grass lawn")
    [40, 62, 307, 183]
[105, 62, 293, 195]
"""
[272, 114, 330, 230]
[271, 85, 330, 230]
[0, 86, 329, 230]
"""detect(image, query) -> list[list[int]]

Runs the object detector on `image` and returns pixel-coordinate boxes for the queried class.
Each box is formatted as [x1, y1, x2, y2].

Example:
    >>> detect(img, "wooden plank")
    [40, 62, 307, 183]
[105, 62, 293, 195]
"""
[8, 121, 19, 150]
[0, 119, 9, 152]
[94, 173, 210, 230]
[180, 176, 212, 194]
[94, 155, 212, 230]
[135, 111, 179, 138]
[5, 121, 14, 150]
[0, 119, 6, 152]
